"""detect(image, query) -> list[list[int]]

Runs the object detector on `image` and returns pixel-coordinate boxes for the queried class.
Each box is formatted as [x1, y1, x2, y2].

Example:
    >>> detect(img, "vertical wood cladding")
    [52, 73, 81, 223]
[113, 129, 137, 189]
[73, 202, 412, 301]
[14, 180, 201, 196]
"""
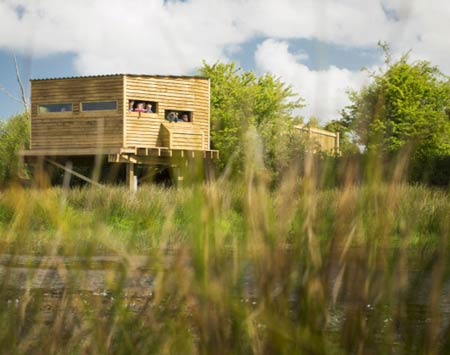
[30, 76, 124, 150]
[125, 76, 210, 150]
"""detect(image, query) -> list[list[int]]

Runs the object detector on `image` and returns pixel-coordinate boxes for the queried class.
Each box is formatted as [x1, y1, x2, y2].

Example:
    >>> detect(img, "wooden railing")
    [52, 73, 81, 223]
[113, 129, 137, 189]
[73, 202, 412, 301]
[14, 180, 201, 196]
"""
[160, 123, 205, 150]
[295, 125, 340, 154]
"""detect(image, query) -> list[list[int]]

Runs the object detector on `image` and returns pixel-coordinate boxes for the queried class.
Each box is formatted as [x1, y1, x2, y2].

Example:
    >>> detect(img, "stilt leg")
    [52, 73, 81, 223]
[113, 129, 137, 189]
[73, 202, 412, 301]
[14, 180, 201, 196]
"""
[172, 166, 183, 187]
[126, 163, 137, 192]
[34, 156, 48, 188]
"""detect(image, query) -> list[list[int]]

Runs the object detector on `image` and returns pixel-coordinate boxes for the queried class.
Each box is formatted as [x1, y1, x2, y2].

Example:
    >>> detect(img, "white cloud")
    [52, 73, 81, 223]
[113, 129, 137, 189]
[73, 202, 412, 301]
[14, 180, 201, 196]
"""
[1, 0, 450, 119]
[255, 39, 370, 122]
[0, 0, 253, 74]
[380, 0, 450, 73]
[2, 0, 447, 74]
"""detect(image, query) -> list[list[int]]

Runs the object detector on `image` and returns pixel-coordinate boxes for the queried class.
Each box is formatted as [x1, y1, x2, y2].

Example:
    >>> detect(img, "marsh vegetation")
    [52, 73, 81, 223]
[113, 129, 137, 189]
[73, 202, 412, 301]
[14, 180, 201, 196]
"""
[0, 151, 449, 354]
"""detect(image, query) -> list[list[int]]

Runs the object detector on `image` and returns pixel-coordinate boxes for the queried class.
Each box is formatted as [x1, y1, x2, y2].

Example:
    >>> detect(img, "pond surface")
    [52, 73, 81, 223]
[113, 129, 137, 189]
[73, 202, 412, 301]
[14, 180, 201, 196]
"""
[1, 253, 449, 353]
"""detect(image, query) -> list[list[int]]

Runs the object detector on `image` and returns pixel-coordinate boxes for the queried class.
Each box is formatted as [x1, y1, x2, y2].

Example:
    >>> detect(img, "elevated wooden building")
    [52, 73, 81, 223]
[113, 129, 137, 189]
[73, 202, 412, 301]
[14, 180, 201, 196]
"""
[22, 74, 219, 189]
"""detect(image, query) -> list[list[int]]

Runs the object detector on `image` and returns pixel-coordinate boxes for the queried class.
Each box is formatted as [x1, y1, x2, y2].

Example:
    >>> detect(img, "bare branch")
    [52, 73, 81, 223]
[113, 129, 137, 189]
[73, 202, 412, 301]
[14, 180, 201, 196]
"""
[14, 54, 30, 119]
[0, 84, 22, 104]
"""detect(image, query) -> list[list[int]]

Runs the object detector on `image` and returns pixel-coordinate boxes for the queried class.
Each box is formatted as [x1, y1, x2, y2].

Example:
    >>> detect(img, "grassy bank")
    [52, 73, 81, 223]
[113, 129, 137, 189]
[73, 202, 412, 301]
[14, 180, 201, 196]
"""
[0, 175, 449, 353]
[0, 183, 448, 255]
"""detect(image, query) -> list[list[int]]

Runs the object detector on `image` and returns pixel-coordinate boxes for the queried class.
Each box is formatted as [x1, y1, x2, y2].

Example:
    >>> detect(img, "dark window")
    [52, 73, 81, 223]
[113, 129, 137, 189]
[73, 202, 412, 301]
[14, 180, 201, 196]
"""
[39, 103, 72, 113]
[165, 110, 192, 123]
[82, 101, 117, 111]
[129, 100, 157, 113]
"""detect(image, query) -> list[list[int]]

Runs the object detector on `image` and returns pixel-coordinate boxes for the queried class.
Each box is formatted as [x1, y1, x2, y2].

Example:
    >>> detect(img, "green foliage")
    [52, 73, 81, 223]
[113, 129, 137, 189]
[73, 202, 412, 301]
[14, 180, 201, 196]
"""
[324, 119, 360, 154]
[0, 113, 29, 185]
[199, 62, 304, 176]
[306, 116, 321, 128]
[342, 51, 450, 164]
[338, 47, 450, 185]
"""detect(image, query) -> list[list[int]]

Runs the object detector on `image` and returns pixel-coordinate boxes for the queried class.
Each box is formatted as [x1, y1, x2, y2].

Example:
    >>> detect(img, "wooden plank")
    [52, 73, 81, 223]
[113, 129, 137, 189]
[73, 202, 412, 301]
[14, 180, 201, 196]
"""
[126, 78, 208, 87]
[46, 159, 103, 188]
[31, 140, 123, 146]
[128, 85, 208, 92]
[32, 115, 123, 121]
[30, 133, 123, 140]
[31, 142, 123, 148]
[32, 92, 123, 100]
[32, 127, 122, 134]
[125, 91, 209, 101]
[32, 88, 124, 95]
[126, 85, 208, 93]
[108, 154, 172, 165]
[21, 147, 122, 156]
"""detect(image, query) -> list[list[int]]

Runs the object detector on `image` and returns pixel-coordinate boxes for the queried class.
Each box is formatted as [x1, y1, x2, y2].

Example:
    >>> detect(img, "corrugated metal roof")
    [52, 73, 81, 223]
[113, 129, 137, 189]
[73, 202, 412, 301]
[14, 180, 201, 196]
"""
[30, 73, 209, 81]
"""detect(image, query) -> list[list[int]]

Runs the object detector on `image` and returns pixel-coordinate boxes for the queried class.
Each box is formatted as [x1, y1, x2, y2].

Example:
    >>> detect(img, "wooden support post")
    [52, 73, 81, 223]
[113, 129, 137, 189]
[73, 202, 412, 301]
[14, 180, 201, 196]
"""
[335, 132, 340, 155]
[205, 160, 216, 182]
[126, 162, 138, 192]
[172, 166, 183, 186]
[34, 156, 48, 188]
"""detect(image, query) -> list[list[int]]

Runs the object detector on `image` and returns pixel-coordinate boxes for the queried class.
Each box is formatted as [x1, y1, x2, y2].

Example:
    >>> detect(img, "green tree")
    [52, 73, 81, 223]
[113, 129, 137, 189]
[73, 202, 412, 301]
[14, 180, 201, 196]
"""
[0, 113, 30, 185]
[306, 116, 321, 128]
[342, 50, 450, 178]
[324, 118, 360, 154]
[199, 62, 304, 175]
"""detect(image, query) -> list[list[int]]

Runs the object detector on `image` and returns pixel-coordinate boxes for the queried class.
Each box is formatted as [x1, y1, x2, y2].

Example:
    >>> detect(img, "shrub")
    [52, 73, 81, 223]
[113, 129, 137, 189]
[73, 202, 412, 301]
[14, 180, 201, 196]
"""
[0, 113, 29, 185]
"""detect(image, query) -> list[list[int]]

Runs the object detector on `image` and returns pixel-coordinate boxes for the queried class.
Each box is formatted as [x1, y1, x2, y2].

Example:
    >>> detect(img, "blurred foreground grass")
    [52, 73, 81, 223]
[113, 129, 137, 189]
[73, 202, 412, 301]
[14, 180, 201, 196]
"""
[0, 156, 449, 354]
[0, 183, 447, 256]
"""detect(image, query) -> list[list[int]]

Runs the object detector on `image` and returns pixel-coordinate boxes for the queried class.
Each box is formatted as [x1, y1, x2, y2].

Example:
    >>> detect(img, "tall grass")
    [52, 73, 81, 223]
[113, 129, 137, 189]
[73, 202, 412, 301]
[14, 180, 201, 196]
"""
[0, 149, 449, 353]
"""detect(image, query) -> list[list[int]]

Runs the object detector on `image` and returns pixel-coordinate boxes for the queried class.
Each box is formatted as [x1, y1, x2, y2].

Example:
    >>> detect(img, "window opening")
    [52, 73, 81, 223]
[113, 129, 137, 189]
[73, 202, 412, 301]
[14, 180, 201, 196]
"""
[39, 103, 72, 113]
[129, 100, 157, 113]
[165, 110, 192, 123]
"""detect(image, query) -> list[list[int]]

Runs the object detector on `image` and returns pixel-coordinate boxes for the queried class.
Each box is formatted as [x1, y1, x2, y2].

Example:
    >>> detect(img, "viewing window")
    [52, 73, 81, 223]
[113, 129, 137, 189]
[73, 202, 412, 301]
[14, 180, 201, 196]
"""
[39, 103, 72, 113]
[164, 110, 192, 123]
[82, 101, 117, 111]
[129, 100, 158, 114]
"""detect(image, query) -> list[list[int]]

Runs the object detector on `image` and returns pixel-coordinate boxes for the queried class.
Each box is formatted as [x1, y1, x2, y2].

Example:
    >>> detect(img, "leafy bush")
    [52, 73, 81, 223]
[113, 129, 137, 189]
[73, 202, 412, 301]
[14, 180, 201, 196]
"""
[199, 62, 305, 178]
[339, 47, 450, 186]
[0, 113, 29, 185]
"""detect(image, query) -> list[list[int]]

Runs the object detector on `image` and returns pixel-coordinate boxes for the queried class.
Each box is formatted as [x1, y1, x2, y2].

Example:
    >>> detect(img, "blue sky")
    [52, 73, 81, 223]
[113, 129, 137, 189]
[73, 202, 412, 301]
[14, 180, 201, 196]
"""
[0, 0, 448, 122]
[0, 52, 77, 119]
[0, 39, 382, 120]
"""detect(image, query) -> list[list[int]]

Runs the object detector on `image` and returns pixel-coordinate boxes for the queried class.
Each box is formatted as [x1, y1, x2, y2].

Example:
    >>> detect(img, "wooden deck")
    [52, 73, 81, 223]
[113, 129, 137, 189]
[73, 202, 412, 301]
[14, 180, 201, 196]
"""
[21, 146, 219, 191]
[21, 147, 219, 163]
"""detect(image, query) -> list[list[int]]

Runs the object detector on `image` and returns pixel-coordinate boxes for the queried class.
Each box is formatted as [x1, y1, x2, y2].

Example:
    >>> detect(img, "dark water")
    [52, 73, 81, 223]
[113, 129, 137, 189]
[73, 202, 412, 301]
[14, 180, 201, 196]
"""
[1, 253, 450, 353]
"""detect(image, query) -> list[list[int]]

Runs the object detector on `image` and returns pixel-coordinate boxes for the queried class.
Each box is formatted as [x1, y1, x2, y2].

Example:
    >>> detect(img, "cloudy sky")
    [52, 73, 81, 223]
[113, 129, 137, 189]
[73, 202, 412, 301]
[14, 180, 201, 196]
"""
[0, 0, 448, 122]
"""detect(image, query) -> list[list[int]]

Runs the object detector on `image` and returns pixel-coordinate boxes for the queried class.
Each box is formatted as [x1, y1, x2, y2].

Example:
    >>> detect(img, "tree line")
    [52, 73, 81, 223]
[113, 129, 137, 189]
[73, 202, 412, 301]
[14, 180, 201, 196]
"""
[0, 48, 449, 186]
[325, 47, 450, 186]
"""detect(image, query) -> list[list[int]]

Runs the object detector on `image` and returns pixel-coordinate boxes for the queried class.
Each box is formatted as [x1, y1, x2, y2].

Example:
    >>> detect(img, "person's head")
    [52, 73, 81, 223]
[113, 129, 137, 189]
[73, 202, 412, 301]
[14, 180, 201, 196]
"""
[146, 103, 152, 109]
[137, 102, 144, 109]
[129, 100, 134, 110]
[181, 113, 189, 122]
